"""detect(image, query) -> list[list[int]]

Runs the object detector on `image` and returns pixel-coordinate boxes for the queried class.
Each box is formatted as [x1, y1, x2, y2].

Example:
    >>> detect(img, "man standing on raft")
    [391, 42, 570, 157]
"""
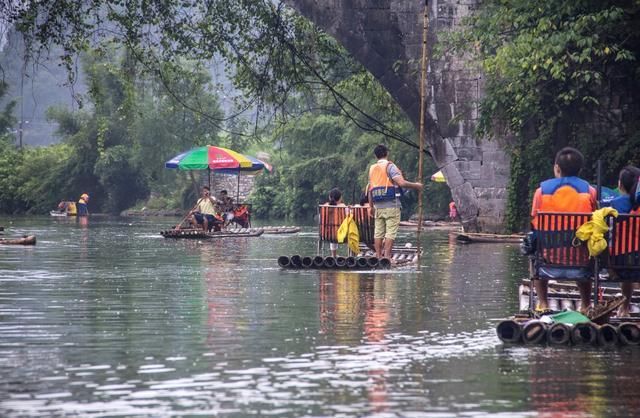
[366, 144, 423, 259]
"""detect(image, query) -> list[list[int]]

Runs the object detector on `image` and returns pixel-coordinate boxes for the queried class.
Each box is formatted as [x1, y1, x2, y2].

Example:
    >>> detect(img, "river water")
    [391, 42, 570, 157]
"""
[0, 216, 638, 417]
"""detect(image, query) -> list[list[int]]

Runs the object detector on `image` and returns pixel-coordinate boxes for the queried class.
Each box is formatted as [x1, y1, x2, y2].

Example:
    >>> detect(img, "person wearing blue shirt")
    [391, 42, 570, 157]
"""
[604, 166, 640, 316]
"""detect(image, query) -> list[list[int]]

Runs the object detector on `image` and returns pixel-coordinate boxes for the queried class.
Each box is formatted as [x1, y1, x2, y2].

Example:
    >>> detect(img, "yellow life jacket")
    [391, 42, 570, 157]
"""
[67, 202, 77, 215]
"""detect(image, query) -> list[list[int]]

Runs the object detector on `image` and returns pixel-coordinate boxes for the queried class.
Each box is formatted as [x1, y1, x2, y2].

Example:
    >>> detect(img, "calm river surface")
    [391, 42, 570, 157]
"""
[1, 216, 639, 417]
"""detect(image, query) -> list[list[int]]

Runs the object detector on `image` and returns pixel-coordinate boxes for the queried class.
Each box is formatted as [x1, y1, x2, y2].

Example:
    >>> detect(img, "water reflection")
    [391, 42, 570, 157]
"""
[0, 216, 635, 416]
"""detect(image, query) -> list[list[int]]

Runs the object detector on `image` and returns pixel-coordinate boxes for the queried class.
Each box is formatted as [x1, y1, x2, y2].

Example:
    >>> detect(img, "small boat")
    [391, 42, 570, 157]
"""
[454, 232, 523, 244]
[399, 220, 459, 230]
[160, 228, 264, 239]
[259, 226, 301, 234]
[0, 235, 36, 246]
[50, 201, 77, 217]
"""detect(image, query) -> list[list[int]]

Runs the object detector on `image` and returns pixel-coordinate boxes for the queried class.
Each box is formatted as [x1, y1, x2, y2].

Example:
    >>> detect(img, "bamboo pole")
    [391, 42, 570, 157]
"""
[416, 0, 429, 268]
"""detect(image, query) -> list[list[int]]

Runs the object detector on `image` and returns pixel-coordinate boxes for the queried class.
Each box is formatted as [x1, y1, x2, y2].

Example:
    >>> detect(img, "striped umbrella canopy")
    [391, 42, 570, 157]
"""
[165, 145, 259, 172]
[165, 145, 271, 199]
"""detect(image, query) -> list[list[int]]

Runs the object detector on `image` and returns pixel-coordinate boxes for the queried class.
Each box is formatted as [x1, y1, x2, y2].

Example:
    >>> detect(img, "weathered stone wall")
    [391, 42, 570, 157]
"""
[286, 0, 511, 232]
[209, 173, 255, 202]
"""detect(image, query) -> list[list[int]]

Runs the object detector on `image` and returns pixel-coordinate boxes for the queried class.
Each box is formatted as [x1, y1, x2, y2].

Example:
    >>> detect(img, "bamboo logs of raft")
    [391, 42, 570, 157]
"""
[277, 255, 396, 270]
[0, 235, 36, 246]
[496, 318, 640, 347]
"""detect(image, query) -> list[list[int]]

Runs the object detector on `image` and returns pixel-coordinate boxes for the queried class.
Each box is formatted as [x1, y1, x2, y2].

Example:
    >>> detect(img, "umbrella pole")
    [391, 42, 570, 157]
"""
[208, 168, 211, 190]
[416, 0, 429, 269]
[237, 175, 240, 202]
[189, 171, 200, 198]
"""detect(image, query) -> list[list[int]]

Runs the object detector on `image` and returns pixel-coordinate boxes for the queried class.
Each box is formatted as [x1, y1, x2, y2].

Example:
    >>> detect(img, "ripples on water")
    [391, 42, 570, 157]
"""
[1, 217, 638, 416]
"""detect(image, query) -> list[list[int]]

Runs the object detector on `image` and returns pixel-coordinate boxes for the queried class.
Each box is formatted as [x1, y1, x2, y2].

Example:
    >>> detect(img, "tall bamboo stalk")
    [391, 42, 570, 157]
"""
[417, 1, 429, 268]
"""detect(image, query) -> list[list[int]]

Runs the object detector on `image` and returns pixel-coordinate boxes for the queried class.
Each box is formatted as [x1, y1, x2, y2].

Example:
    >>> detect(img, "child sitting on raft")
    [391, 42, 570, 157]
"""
[326, 188, 345, 257]
[603, 165, 640, 317]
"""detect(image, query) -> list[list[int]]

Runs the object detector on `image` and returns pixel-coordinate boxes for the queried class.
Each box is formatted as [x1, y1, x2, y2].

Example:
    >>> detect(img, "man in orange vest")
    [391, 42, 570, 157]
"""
[367, 144, 423, 259]
[531, 147, 597, 313]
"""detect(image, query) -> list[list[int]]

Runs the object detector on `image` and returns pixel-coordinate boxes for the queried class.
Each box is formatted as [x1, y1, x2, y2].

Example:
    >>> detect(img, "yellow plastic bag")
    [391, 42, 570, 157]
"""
[575, 207, 618, 256]
[337, 214, 360, 254]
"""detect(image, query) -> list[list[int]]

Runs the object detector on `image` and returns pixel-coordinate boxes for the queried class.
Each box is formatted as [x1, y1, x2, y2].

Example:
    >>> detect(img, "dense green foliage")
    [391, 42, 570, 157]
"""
[2, 1, 452, 218]
[0, 49, 222, 214]
[251, 73, 450, 221]
[6, 0, 420, 148]
[449, 0, 640, 230]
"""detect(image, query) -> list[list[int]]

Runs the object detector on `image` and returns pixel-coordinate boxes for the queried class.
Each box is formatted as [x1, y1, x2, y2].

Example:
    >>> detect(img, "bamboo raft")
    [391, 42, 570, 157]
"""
[454, 232, 523, 244]
[160, 228, 264, 239]
[496, 280, 640, 347]
[0, 235, 36, 246]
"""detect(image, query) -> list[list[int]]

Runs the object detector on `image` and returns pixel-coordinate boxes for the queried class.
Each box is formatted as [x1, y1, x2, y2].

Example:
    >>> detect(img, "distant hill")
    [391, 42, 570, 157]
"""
[0, 30, 87, 146]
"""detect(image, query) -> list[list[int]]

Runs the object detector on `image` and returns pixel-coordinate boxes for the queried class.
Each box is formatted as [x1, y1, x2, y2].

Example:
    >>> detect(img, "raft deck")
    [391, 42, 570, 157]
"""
[161, 228, 264, 239]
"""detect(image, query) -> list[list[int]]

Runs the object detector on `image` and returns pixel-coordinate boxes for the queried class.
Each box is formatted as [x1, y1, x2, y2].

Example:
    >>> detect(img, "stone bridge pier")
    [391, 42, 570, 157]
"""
[286, 0, 511, 232]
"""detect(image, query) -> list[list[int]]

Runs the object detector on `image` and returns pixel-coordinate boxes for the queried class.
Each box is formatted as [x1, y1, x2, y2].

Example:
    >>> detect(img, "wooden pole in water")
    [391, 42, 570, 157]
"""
[416, 0, 429, 268]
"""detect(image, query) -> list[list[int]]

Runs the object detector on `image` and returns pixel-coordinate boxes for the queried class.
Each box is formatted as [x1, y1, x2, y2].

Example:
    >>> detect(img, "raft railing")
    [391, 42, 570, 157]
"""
[601, 214, 640, 304]
[317, 204, 374, 256]
[530, 212, 593, 311]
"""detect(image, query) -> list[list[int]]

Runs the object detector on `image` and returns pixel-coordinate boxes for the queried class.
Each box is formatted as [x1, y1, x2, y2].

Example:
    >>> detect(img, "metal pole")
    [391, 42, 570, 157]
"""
[236, 174, 240, 201]
[188, 171, 200, 198]
[416, 0, 429, 268]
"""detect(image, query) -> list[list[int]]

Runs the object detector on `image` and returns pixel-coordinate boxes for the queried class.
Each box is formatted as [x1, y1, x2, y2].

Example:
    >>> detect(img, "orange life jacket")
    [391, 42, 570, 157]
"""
[533, 177, 594, 230]
[368, 160, 401, 203]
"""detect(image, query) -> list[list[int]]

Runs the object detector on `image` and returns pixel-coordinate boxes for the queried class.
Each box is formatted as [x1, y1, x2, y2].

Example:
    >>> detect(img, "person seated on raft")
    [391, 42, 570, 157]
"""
[602, 165, 640, 317]
[56, 201, 67, 213]
[189, 186, 221, 232]
[530, 147, 597, 314]
[216, 190, 235, 226]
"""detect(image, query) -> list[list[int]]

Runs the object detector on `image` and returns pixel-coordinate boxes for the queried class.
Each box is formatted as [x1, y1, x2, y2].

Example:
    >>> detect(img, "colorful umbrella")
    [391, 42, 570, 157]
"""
[165, 145, 271, 198]
[430, 170, 446, 183]
[165, 145, 257, 171]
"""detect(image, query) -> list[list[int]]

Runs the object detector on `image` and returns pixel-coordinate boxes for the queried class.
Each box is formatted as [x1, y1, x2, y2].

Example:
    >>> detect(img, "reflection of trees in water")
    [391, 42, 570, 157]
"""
[200, 241, 248, 346]
[527, 351, 608, 418]
[318, 272, 398, 344]
[495, 348, 640, 417]
[433, 234, 524, 326]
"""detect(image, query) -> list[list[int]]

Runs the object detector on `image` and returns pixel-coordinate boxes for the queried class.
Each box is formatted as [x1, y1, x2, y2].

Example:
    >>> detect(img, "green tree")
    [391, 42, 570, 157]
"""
[447, 0, 640, 230]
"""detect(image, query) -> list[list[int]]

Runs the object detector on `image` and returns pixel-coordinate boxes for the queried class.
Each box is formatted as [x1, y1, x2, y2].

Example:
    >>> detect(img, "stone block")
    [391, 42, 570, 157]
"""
[442, 163, 464, 188]
[455, 146, 482, 161]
